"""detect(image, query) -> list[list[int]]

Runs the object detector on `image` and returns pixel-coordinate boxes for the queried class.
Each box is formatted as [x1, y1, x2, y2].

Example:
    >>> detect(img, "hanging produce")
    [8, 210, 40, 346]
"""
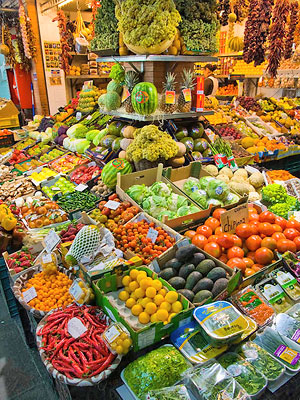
[90, 0, 118, 51]
[1, 26, 9, 57]
[2, 25, 16, 67]
[284, 1, 298, 59]
[15, 23, 31, 71]
[19, 1, 31, 59]
[25, 16, 37, 59]
[218, 0, 230, 26]
[232, 0, 249, 22]
[52, 10, 71, 74]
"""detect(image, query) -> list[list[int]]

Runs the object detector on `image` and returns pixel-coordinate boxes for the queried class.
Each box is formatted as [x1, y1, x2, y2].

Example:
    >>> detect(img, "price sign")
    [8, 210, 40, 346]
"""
[182, 88, 191, 102]
[69, 281, 83, 301]
[75, 184, 88, 192]
[51, 187, 60, 191]
[23, 286, 37, 303]
[104, 200, 120, 210]
[42, 253, 52, 264]
[221, 203, 249, 234]
[146, 228, 158, 243]
[68, 317, 87, 339]
[44, 230, 60, 253]
[165, 91, 176, 105]
[88, 162, 96, 167]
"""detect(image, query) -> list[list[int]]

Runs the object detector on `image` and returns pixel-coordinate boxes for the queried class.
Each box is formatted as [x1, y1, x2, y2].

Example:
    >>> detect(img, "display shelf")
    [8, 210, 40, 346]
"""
[65, 75, 109, 79]
[95, 54, 218, 63]
[216, 74, 261, 79]
[98, 109, 214, 121]
[217, 53, 243, 58]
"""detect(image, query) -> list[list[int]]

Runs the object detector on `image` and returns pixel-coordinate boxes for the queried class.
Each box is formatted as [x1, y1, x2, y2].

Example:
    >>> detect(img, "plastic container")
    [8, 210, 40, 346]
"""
[236, 341, 286, 384]
[147, 385, 192, 400]
[193, 301, 249, 347]
[270, 268, 300, 301]
[256, 278, 294, 313]
[273, 313, 300, 350]
[286, 303, 300, 322]
[102, 323, 132, 356]
[218, 352, 267, 398]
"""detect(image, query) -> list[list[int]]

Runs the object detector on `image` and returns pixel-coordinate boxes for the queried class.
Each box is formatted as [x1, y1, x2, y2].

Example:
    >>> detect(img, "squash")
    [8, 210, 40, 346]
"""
[120, 138, 133, 150]
[122, 126, 136, 139]
[176, 142, 186, 157]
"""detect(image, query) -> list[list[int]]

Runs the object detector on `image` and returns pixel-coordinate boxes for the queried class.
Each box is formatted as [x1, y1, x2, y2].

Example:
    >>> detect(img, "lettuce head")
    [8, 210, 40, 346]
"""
[177, 205, 191, 217]
[167, 193, 188, 212]
[199, 176, 215, 190]
[183, 177, 201, 195]
[157, 210, 176, 221]
[190, 189, 207, 209]
[126, 184, 149, 204]
[224, 192, 240, 205]
[150, 182, 172, 198]
[142, 195, 165, 218]
[207, 198, 224, 207]
[207, 179, 229, 200]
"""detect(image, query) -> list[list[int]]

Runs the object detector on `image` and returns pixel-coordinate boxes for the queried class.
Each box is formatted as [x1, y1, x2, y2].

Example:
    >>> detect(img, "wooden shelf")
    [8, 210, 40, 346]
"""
[98, 109, 214, 121]
[65, 75, 109, 79]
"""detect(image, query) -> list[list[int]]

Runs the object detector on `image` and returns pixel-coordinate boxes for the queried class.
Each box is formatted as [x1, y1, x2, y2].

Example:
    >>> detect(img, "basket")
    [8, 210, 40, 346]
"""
[0, 132, 14, 147]
[36, 305, 122, 386]
[124, 37, 174, 55]
[13, 264, 75, 319]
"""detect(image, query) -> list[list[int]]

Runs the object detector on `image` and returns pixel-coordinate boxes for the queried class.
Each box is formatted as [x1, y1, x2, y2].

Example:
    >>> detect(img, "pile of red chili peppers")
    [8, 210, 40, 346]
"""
[37, 304, 116, 379]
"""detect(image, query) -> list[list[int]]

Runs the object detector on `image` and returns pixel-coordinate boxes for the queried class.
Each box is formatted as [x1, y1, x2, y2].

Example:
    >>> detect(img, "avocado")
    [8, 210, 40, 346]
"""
[185, 271, 203, 291]
[190, 252, 206, 266]
[196, 259, 216, 276]
[159, 268, 176, 281]
[178, 289, 194, 303]
[169, 277, 186, 290]
[163, 258, 182, 271]
[179, 263, 196, 280]
[192, 278, 214, 294]
[175, 244, 199, 262]
[211, 278, 229, 298]
[207, 267, 227, 282]
[193, 290, 212, 304]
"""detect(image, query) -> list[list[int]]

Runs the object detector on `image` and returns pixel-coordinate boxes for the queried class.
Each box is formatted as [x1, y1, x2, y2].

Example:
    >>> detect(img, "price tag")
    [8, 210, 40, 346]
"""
[221, 203, 249, 234]
[86, 115, 92, 121]
[44, 230, 60, 253]
[104, 325, 120, 343]
[23, 286, 37, 303]
[72, 211, 82, 220]
[76, 112, 82, 121]
[67, 317, 87, 339]
[75, 184, 88, 192]
[146, 227, 158, 243]
[42, 253, 52, 264]
[88, 162, 96, 167]
[182, 88, 191, 102]
[165, 91, 176, 105]
[51, 187, 60, 191]
[69, 281, 83, 301]
[104, 200, 120, 210]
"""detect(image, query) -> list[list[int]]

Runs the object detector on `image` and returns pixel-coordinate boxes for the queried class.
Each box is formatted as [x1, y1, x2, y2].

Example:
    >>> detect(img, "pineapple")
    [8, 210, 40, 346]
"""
[161, 72, 177, 113]
[124, 71, 140, 113]
[178, 69, 196, 113]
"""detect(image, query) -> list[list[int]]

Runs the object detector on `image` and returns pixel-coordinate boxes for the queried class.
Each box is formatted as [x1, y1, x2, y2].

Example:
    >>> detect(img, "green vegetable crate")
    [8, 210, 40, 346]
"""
[93, 266, 194, 351]
[116, 164, 210, 231]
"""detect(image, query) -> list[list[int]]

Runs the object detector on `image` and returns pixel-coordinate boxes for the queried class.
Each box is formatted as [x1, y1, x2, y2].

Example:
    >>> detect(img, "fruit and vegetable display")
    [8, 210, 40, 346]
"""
[49, 154, 87, 174]
[27, 143, 51, 157]
[0, 165, 20, 183]
[14, 159, 43, 173]
[40, 148, 65, 163]
[58, 221, 85, 243]
[15, 138, 35, 150]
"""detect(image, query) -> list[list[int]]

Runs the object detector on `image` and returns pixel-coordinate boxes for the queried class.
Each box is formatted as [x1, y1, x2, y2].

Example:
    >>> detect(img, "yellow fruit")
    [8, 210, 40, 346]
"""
[241, 137, 255, 149]
[123, 338, 132, 348]
[122, 275, 132, 287]
[119, 290, 130, 301]
[141, 297, 152, 308]
[154, 294, 165, 306]
[116, 338, 124, 346]
[165, 291, 178, 304]
[145, 302, 157, 315]
[120, 332, 128, 340]
[130, 292, 138, 300]
[129, 269, 139, 280]
[159, 288, 167, 297]
[172, 301, 183, 313]
[146, 287, 157, 299]
[139, 311, 150, 324]
[151, 280, 162, 291]
[125, 298, 136, 308]
[124, 286, 131, 294]
[136, 271, 147, 283]
[150, 313, 158, 323]
[157, 309, 169, 322]
[140, 278, 152, 290]
[160, 301, 171, 312]
[131, 304, 143, 316]
[116, 345, 124, 354]
[168, 313, 177, 322]
[129, 281, 139, 292]
[134, 287, 145, 299]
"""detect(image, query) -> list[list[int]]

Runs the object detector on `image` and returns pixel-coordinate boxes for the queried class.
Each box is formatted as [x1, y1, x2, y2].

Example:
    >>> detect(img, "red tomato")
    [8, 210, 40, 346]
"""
[272, 224, 283, 233]
[283, 228, 300, 241]
[242, 245, 249, 256]
[275, 216, 287, 230]
[243, 257, 254, 268]
[294, 237, 300, 251]
[217, 233, 235, 249]
[219, 253, 228, 264]
[258, 222, 275, 237]
[255, 247, 274, 265]
[184, 230, 196, 239]
[244, 268, 255, 277]
[232, 235, 242, 247]
[249, 212, 259, 222]
[192, 234, 208, 249]
[248, 206, 258, 214]
[205, 217, 220, 232]
[286, 219, 300, 232]
[260, 237, 277, 251]
[259, 211, 276, 224]
[203, 242, 222, 258]
[252, 264, 263, 272]
[236, 223, 258, 239]
[227, 257, 247, 272]
[227, 246, 244, 259]
[215, 226, 223, 235]
[245, 235, 262, 252]
[272, 232, 286, 241]
[250, 220, 260, 227]
[247, 251, 256, 262]
[208, 235, 219, 243]
[212, 208, 227, 221]
[277, 238, 297, 253]
[196, 225, 213, 238]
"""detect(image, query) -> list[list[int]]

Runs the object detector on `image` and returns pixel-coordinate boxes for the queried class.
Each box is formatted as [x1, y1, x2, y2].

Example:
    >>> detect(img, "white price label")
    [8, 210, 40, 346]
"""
[69, 281, 83, 301]
[72, 211, 82, 220]
[51, 187, 60, 191]
[23, 286, 37, 303]
[104, 325, 120, 343]
[104, 200, 120, 210]
[76, 112, 82, 121]
[88, 162, 96, 167]
[75, 184, 88, 192]
[42, 253, 52, 264]
[67, 317, 87, 339]
[44, 230, 60, 253]
[146, 228, 158, 243]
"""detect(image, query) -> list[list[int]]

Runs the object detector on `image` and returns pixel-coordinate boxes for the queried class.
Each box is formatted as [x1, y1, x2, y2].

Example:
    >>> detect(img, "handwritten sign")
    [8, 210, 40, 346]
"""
[23, 286, 37, 303]
[68, 317, 87, 339]
[44, 230, 60, 253]
[104, 200, 120, 210]
[221, 203, 249, 234]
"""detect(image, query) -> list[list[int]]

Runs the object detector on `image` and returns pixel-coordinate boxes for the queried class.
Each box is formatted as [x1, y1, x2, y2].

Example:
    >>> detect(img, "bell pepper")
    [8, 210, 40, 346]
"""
[0, 205, 10, 223]
[12, 226, 26, 241]
[2, 215, 17, 231]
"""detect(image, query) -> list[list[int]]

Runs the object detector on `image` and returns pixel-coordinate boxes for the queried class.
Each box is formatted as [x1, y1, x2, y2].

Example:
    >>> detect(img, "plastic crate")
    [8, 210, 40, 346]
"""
[0, 132, 14, 147]
[3, 285, 19, 317]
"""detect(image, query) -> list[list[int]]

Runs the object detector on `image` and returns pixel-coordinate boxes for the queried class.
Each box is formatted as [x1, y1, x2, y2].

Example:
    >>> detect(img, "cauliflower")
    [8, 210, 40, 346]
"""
[248, 191, 261, 202]
[249, 171, 264, 189]
[233, 169, 248, 180]
[228, 181, 249, 196]
[219, 166, 233, 179]
[204, 165, 218, 177]
[217, 174, 230, 184]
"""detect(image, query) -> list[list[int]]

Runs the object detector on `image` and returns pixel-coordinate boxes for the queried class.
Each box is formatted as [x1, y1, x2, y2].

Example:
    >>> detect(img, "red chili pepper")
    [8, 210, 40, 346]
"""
[89, 353, 115, 377]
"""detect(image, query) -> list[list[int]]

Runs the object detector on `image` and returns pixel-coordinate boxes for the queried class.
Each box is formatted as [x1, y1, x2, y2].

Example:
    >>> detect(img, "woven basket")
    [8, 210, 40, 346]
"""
[124, 37, 174, 55]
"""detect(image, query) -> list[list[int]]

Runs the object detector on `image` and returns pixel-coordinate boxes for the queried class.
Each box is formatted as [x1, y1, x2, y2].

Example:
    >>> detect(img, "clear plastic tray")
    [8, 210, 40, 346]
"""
[272, 313, 300, 351]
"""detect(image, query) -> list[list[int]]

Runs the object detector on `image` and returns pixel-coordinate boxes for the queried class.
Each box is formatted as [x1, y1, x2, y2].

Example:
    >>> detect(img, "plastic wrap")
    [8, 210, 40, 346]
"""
[270, 268, 300, 301]
[256, 278, 294, 313]
[146, 384, 191, 400]
[273, 313, 300, 348]
[286, 303, 300, 322]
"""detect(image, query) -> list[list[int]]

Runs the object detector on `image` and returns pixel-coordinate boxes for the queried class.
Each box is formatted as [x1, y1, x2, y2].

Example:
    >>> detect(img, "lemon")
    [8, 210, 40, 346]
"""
[154, 294, 164, 306]
[136, 271, 147, 283]
[156, 309, 168, 322]
[124, 286, 131, 294]
[145, 302, 157, 315]
[146, 287, 157, 299]
[134, 287, 145, 299]
[119, 290, 129, 302]
[130, 292, 138, 300]
[122, 275, 132, 287]
[129, 281, 139, 292]
[111, 342, 117, 350]
[129, 269, 139, 280]
[165, 291, 178, 304]
[116, 338, 124, 346]
[138, 311, 150, 324]
[151, 279, 162, 291]
[160, 301, 171, 312]
[141, 297, 151, 308]
[150, 313, 158, 323]
[168, 312, 176, 322]
[116, 345, 124, 355]
[125, 298, 136, 309]
[120, 332, 128, 340]
[140, 278, 152, 290]
[172, 301, 183, 313]
[123, 338, 132, 348]
[131, 304, 143, 316]
[159, 288, 167, 297]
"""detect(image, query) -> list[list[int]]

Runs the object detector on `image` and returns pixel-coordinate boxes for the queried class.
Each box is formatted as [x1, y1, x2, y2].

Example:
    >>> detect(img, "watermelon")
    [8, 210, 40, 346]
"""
[131, 82, 158, 115]
[101, 159, 133, 188]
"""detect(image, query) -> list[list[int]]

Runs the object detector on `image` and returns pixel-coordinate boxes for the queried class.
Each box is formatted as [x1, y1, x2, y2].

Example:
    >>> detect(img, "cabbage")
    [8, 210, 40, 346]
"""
[86, 129, 100, 141]
[150, 182, 172, 197]
[183, 177, 201, 194]
[157, 210, 176, 221]
[199, 176, 214, 190]
[142, 195, 165, 218]
[190, 189, 207, 209]
[207, 179, 229, 200]
[67, 123, 88, 139]
[93, 130, 108, 146]
[63, 138, 90, 153]
[126, 184, 149, 204]
[177, 205, 191, 217]
[224, 192, 240, 205]
[189, 204, 200, 213]
[167, 193, 188, 211]
[207, 198, 224, 207]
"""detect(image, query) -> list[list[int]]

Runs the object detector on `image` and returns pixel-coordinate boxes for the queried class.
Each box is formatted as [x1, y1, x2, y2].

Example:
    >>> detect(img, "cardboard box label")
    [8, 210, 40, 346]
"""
[221, 203, 249, 234]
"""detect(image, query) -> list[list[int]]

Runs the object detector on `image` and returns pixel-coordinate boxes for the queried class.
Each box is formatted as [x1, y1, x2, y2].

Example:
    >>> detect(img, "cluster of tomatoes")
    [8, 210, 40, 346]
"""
[185, 207, 300, 278]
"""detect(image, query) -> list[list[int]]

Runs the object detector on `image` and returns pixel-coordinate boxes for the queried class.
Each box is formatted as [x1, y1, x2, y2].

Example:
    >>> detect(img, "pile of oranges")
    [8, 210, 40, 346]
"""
[118, 269, 183, 325]
[22, 271, 73, 312]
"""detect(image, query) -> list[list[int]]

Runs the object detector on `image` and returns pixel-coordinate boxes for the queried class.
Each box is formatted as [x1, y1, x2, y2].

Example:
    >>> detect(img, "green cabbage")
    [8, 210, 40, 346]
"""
[157, 210, 176, 221]
[150, 182, 172, 197]
[183, 177, 201, 194]
[67, 123, 88, 139]
[167, 193, 188, 211]
[189, 204, 200, 213]
[177, 205, 191, 217]
[224, 192, 240, 205]
[199, 176, 215, 190]
[190, 189, 207, 209]
[86, 129, 100, 141]
[207, 179, 229, 200]
[207, 198, 224, 207]
[126, 184, 149, 204]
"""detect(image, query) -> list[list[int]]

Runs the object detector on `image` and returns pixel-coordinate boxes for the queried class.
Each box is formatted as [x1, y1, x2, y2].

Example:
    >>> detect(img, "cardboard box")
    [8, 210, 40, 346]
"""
[0, 100, 19, 129]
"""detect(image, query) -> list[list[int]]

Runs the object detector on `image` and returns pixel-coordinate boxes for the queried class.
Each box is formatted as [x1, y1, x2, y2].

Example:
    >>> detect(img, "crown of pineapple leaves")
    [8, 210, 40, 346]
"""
[181, 69, 196, 90]
[124, 70, 140, 91]
[163, 72, 177, 91]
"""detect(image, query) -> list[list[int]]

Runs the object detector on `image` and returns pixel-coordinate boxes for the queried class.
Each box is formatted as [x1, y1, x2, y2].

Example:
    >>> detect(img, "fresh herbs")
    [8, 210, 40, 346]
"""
[90, 0, 118, 50]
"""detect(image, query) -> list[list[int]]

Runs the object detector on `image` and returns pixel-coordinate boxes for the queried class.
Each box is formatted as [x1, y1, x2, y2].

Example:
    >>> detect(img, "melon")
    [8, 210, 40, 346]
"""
[98, 94, 106, 107]
[107, 80, 123, 95]
[112, 137, 122, 152]
[180, 137, 194, 151]
[194, 138, 208, 153]
[101, 159, 133, 188]
[176, 142, 186, 157]
[122, 125, 136, 139]
[190, 124, 204, 139]
[101, 135, 117, 148]
[105, 92, 121, 111]
[131, 82, 158, 115]
[107, 121, 125, 136]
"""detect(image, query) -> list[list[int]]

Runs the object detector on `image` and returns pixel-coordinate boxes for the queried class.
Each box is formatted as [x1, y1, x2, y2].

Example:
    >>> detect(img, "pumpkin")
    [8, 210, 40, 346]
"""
[131, 82, 158, 115]
[101, 158, 133, 188]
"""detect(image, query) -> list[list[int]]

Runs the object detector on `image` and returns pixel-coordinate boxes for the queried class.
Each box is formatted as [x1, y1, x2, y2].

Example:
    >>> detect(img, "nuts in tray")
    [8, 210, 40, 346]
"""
[0, 177, 35, 201]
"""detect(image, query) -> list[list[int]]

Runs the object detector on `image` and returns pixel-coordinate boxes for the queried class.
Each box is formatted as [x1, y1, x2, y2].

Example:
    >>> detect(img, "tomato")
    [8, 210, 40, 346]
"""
[217, 233, 235, 249]
[260, 237, 277, 251]
[294, 237, 300, 251]
[248, 206, 258, 214]
[249, 212, 259, 222]
[232, 235, 242, 247]
[219, 253, 228, 264]
[286, 219, 300, 232]
[275, 216, 287, 230]
[227, 257, 246, 272]
[277, 238, 297, 253]
[212, 208, 227, 221]
[255, 247, 274, 265]
[242, 245, 248, 256]
[243, 257, 254, 268]
[203, 242, 222, 258]
[247, 251, 256, 262]
[272, 232, 286, 241]
[258, 222, 275, 237]
[215, 226, 223, 235]
[196, 225, 213, 238]
[272, 224, 282, 233]
[184, 230, 196, 239]
[205, 217, 220, 232]
[250, 220, 260, 227]
[236, 223, 257, 239]
[283, 228, 300, 241]
[244, 268, 255, 277]
[259, 211, 276, 224]
[252, 264, 263, 272]
[245, 235, 262, 252]
[227, 246, 244, 259]
[192, 234, 208, 249]
[208, 235, 219, 243]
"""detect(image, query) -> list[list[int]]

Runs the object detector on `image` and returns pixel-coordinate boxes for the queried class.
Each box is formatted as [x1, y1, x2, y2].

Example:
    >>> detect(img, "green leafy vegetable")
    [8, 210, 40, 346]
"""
[147, 385, 191, 400]
[90, 0, 118, 50]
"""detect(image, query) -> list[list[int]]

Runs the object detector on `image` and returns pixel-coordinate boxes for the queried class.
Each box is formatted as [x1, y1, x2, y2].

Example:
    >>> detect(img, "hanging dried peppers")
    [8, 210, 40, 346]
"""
[218, 0, 230, 26]
[19, 1, 31, 59]
[15, 23, 31, 71]
[25, 17, 37, 59]
[284, 1, 298, 59]
[52, 11, 71, 74]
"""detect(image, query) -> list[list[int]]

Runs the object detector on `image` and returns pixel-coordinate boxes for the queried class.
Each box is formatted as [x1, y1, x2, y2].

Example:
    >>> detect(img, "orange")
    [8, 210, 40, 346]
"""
[156, 309, 168, 322]
[160, 301, 171, 312]
[145, 287, 157, 299]
[145, 302, 157, 315]
[139, 312, 150, 324]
